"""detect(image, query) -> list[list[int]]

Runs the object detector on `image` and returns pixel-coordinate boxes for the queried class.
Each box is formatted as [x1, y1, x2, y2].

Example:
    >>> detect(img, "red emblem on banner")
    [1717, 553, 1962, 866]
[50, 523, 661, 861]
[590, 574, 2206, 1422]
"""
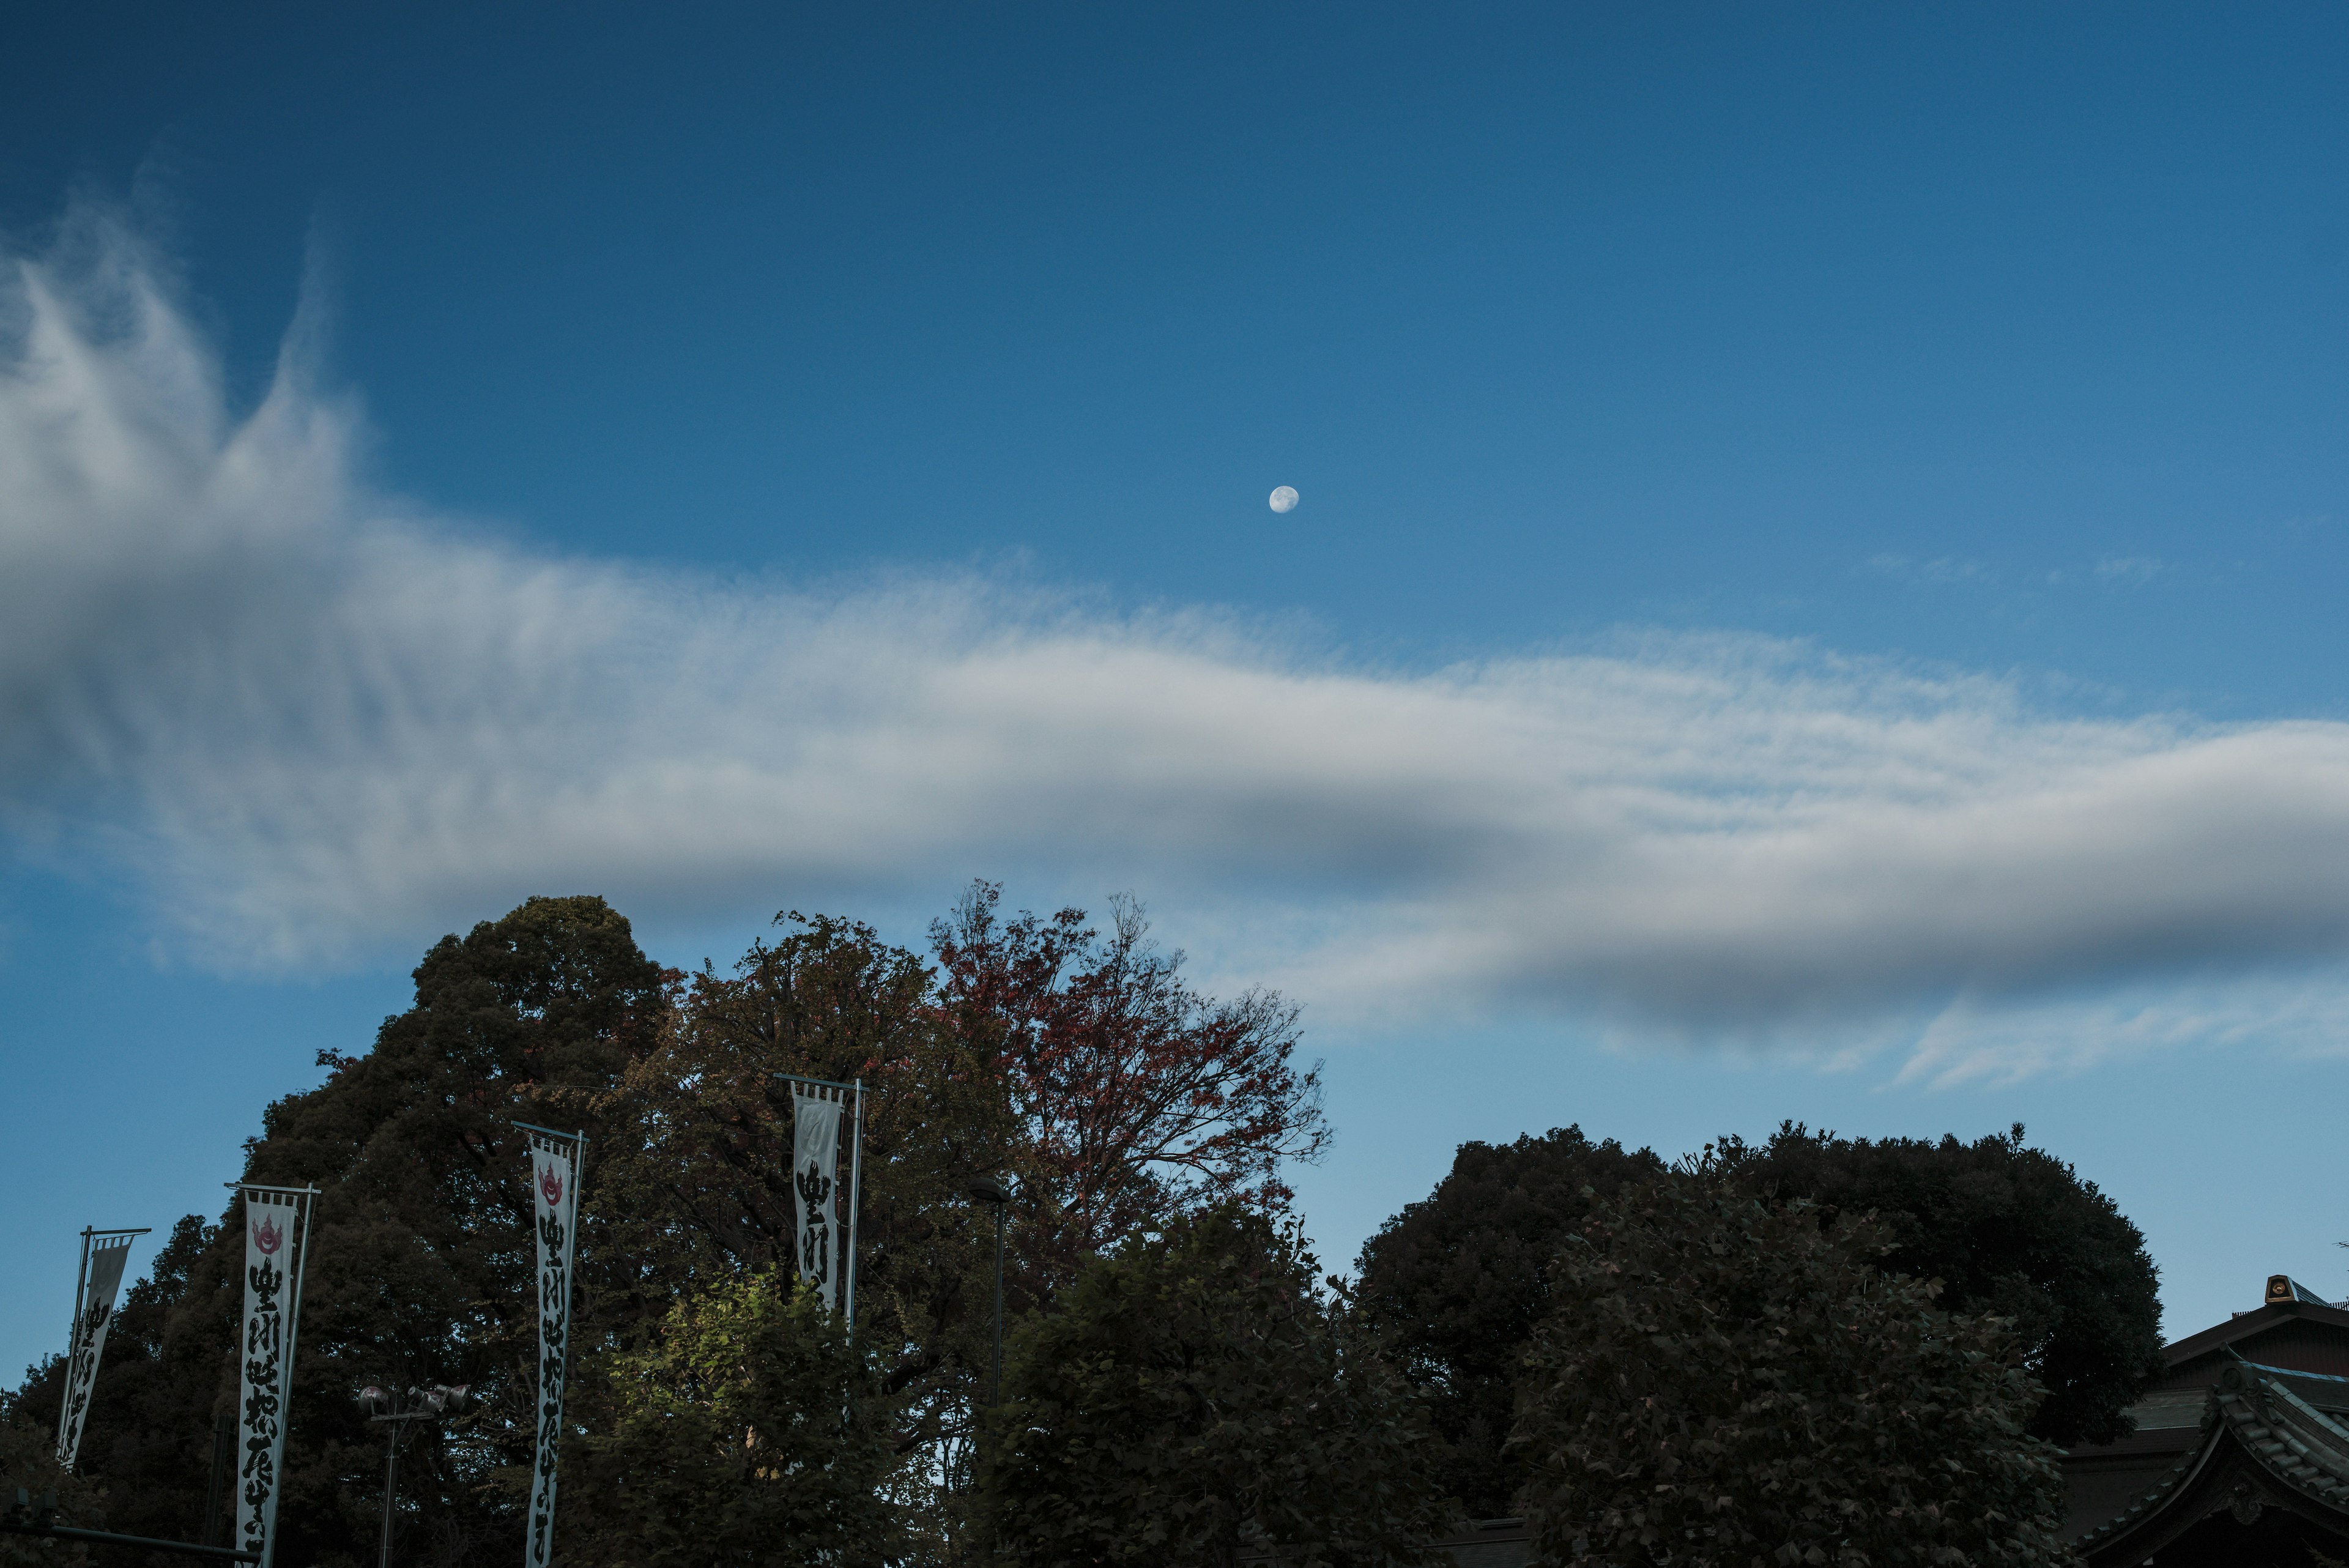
[251, 1216, 283, 1255]
[540, 1165, 564, 1208]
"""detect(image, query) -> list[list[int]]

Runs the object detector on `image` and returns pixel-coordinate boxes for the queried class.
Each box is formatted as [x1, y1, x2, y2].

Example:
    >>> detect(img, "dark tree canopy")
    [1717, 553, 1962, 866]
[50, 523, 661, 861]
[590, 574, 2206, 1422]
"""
[980, 1204, 1450, 1568]
[11, 886, 1330, 1564]
[592, 888, 1330, 1533]
[0, 1402, 106, 1567]
[1357, 1118, 2162, 1518]
[5, 1208, 213, 1552]
[1354, 1126, 1665, 1515]
[10, 894, 672, 1567]
[1513, 1169, 2072, 1568]
[1715, 1121, 2165, 1445]
[576, 1270, 907, 1568]
[590, 906, 1019, 1513]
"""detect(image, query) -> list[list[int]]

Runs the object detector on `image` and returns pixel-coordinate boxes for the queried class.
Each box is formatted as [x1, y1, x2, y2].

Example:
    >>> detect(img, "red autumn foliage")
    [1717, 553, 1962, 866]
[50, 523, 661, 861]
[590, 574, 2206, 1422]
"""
[931, 882, 1329, 1285]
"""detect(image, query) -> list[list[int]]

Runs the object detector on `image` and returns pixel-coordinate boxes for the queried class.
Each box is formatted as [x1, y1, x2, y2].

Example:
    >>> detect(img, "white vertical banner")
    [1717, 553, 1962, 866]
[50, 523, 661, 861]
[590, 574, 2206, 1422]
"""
[791, 1087, 845, 1312]
[235, 1186, 316, 1568]
[522, 1126, 585, 1568]
[54, 1228, 144, 1470]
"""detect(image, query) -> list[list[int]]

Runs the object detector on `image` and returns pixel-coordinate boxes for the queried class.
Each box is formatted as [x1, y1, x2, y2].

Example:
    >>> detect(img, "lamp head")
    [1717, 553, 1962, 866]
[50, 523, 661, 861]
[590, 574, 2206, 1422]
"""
[420, 1384, 470, 1414]
[967, 1175, 1011, 1205]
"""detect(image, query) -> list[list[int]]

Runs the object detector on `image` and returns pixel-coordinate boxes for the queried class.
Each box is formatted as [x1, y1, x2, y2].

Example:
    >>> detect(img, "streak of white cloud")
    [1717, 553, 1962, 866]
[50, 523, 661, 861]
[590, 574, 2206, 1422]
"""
[7, 212, 2349, 1082]
[2095, 555, 2169, 587]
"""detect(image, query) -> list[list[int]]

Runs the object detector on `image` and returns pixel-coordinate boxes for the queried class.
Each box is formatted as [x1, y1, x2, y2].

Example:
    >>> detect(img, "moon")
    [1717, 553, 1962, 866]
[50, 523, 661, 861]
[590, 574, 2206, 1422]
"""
[1269, 485, 1299, 513]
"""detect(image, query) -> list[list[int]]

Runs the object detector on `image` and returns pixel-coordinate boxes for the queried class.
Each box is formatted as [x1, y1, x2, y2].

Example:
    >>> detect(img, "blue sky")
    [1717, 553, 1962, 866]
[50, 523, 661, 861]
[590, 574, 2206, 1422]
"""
[10, 2, 2349, 1379]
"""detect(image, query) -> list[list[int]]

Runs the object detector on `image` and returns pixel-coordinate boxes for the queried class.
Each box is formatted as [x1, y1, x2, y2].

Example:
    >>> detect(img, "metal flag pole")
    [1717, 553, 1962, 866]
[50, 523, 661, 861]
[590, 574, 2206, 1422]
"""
[66, 1229, 91, 1380]
[201, 1411, 236, 1547]
[280, 1194, 315, 1465]
[55, 1226, 152, 1470]
[846, 1079, 864, 1329]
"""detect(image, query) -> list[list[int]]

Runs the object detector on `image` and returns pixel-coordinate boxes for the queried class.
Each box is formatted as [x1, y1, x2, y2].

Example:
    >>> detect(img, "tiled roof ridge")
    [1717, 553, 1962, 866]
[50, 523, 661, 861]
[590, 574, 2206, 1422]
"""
[2161, 1298, 2349, 1367]
[2069, 1419, 2219, 1551]
[2246, 1379, 2349, 1463]
[2072, 1356, 2349, 1553]
[2239, 1359, 2349, 1387]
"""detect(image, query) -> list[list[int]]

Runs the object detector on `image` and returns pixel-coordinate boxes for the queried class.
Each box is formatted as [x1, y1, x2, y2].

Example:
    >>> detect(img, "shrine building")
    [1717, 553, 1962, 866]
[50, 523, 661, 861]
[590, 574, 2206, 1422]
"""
[2065, 1273, 2349, 1566]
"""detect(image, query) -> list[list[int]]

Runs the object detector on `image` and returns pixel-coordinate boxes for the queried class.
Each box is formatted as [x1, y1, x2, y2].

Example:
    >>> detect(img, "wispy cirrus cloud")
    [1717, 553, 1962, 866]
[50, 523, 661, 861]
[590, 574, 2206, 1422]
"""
[9, 210, 2349, 1083]
[1864, 552, 1991, 585]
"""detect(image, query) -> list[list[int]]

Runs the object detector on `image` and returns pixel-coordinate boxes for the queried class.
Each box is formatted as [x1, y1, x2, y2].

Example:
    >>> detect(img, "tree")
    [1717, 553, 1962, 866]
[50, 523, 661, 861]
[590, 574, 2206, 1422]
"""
[13, 885, 1334, 1564]
[1714, 1122, 2164, 1444]
[592, 886, 1334, 1549]
[1356, 1120, 2161, 1512]
[0, 1405, 106, 1566]
[979, 1204, 1451, 1568]
[1513, 1169, 2072, 1568]
[16, 895, 670, 1566]
[1354, 1127, 1664, 1516]
[576, 1269, 909, 1567]
[932, 883, 1330, 1283]
[5, 1211, 219, 1550]
[585, 907, 1014, 1537]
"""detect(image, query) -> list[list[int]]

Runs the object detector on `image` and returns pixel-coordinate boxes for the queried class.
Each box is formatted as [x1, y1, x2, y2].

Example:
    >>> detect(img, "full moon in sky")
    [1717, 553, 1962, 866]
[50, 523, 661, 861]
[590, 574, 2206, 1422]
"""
[1269, 485, 1299, 513]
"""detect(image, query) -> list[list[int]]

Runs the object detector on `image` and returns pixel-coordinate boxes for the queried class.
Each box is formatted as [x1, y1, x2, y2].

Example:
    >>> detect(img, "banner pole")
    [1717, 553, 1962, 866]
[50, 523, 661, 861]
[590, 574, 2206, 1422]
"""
[56, 1230, 91, 1466]
[56, 1229, 152, 1471]
[279, 1193, 316, 1517]
[66, 1228, 91, 1375]
[845, 1080, 864, 1329]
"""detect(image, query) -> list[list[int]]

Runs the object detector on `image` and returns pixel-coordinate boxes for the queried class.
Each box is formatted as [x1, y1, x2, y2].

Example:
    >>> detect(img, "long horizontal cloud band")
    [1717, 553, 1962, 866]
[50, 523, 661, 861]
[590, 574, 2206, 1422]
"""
[6, 214, 2348, 1078]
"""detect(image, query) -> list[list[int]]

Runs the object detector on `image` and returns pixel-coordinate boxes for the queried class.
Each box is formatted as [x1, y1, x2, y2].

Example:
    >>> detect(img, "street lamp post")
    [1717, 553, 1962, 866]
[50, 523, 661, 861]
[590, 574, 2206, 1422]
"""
[967, 1176, 1011, 1410]
[357, 1384, 469, 1568]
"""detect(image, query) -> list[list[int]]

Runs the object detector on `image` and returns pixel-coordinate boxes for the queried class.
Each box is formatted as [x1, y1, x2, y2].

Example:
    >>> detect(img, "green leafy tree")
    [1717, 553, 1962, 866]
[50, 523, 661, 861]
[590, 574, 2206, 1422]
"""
[1357, 1120, 2159, 1515]
[1354, 1127, 1664, 1515]
[6, 1211, 219, 1548]
[585, 906, 1011, 1550]
[12, 894, 670, 1566]
[590, 889, 1332, 1553]
[0, 1406, 106, 1566]
[14, 885, 1330, 1565]
[1513, 1169, 2071, 1568]
[576, 1269, 910, 1567]
[1714, 1122, 2164, 1444]
[979, 1204, 1450, 1568]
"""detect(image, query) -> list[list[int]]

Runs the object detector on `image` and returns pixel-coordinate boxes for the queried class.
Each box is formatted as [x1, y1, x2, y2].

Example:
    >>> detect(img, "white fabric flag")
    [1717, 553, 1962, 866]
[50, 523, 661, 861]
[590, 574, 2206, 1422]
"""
[792, 1088, 844, 1312]
[236, 1189, 311, 1568]
[54, 1232, 138, 1469]
[525, 1135, 582, 1568]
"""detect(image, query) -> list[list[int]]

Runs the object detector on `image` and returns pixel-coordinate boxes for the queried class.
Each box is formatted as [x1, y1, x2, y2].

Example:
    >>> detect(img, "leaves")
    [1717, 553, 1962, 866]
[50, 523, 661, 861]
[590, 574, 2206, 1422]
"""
[10, 894, 672, 1566]
[1356, 1126, 1664, 1516]
[979, 1205, 1452, 1568]
[933, 883, 1329, 1276]
[1357, 1117, 2163, 1523]
[0, 1406, 107, 1566]
[1712, 1122, 2164, 1446]
[574, 1270, 909, 1568]
[14, 884, 1343, 1563]
[1512, 1170, 2075, 1568]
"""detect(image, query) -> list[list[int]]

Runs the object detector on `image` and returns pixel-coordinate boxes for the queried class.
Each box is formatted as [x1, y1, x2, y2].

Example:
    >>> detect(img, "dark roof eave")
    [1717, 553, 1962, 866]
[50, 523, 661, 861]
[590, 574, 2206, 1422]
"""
[2163, 1300, 2349, 1367]
[2076, 1364, 2349, 1560]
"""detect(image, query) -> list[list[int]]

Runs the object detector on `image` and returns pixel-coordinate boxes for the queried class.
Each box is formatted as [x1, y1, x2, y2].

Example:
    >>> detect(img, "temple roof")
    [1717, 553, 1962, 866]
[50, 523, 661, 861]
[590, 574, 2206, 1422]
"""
[2076, 1356, 2349, 1565]
[2162, 1296, 2349, 1373]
